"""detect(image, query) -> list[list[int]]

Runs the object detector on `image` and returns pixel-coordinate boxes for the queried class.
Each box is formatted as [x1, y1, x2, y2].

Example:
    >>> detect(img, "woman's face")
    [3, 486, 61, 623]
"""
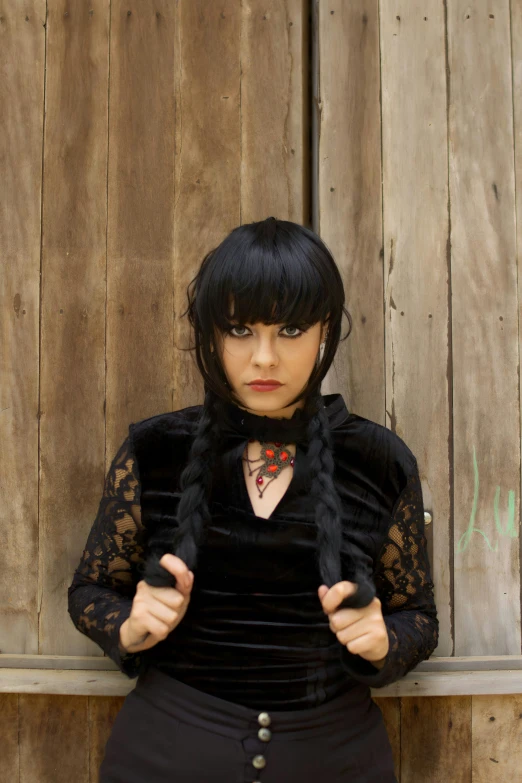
[214, 318, 328, 418]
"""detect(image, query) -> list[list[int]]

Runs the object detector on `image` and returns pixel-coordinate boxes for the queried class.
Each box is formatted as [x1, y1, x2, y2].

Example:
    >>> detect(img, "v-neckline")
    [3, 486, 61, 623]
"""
[237, 449, 294, 521]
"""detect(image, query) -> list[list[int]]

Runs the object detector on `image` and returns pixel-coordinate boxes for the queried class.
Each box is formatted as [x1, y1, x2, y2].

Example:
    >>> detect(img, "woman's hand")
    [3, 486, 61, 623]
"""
[318, 581, 389, 668]
[119, 554, 194, 654]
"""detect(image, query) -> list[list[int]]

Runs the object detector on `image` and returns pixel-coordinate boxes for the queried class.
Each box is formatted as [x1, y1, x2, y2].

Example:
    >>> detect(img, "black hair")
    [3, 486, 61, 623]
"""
[143, 216, 370, 602]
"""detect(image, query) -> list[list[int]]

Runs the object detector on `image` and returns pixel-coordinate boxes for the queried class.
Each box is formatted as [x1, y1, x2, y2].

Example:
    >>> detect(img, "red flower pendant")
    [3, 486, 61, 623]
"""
[255, 442, 295, 484]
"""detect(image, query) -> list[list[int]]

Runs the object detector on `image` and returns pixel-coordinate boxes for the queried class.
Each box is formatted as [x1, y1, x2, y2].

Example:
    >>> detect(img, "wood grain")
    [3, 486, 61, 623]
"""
[471, 695, 522, 782]
[401, 696, 472, 783]
[379, 0, 451, 656]
[448, 0, 521, 655]
[316, 0, 384, 412]
[0, 0, 46, 657]
[4, 0, 522, 780]
[19, 694, 89, 783]
[3, 652, 522, 671]
[241, 0, 308, 223]
[106, 0, 177, 439]
[40, 0, 111, 666]
[0, 694, 20, 782]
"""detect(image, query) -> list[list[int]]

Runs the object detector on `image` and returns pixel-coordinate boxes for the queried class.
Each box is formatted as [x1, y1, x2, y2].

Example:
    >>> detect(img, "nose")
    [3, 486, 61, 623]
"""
[251, 335, 279, 366]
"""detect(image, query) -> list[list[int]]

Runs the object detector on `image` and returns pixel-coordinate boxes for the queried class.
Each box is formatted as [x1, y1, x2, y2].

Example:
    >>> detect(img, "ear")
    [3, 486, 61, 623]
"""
[320, 323, 329, 343]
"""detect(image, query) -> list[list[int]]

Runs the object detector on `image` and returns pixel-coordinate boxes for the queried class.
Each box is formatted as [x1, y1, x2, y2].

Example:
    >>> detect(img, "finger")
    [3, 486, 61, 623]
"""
[344, 631, 374, 655]
[143, 614, 172, 640]
[159, 554, 194, 592]
[335, 579, 376, 611]
[320, 581, 357, 614]
[317, 585, 329, 601]
[149, 588, 186, 612]
[328, 608, 365, 633]
[145, 598, 181, 628]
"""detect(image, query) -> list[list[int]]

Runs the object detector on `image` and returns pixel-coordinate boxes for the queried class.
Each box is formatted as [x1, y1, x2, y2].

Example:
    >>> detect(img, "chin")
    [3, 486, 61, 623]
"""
[245, 389, 299, 409]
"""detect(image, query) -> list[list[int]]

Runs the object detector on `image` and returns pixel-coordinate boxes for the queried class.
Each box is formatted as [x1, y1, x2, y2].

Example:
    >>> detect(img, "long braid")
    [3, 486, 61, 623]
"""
[142, 386, 375, 610]
[305, 389, 376, 610]
[142, 388, 220, 588]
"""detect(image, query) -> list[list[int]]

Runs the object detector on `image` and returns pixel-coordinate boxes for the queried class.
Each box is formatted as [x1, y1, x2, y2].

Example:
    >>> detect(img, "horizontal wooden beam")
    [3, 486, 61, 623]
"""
[375, 670, 522, 697]
[1, 656, 522, 696]
[414, 655, 522, 671]
[0, 668, 135, 697]
[0, 654, 121, 671]
[1, 653, 522, 671]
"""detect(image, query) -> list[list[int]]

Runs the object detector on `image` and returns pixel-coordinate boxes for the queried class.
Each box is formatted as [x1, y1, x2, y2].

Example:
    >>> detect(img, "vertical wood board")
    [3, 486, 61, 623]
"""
[380, 0, 452, 656]
[316, 1, 384, 413]
[448, 0, 520, 655]
[40, 1, 110, 661]
[0, 1, 46, 655]
[400, 695, 472, 783]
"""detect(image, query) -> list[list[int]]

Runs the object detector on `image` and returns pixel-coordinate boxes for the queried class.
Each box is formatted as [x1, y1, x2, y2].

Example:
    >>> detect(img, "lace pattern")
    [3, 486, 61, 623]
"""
[67, 431, 146, 677]
[340, 456, 439, 686]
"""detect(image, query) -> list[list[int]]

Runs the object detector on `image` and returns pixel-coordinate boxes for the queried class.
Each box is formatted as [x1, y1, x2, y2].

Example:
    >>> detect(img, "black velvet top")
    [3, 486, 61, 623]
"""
[67, 393, 439, 710]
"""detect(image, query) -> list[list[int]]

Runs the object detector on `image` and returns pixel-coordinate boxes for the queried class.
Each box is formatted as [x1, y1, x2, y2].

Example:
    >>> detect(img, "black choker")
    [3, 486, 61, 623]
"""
[211, 393, 350, 497]
[219, 398, 315, 445]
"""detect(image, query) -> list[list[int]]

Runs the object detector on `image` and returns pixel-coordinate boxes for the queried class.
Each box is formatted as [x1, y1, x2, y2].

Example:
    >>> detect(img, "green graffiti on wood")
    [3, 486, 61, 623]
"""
[457, 445, 517, 553]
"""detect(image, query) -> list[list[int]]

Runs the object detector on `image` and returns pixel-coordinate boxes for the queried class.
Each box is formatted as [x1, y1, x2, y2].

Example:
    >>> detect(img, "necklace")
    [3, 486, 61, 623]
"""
[242, 439, 296, 499]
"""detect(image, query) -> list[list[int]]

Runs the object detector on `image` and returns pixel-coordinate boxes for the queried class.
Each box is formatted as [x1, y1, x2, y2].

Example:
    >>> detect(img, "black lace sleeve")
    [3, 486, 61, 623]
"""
[67, 428, 147, 678]
[340, 456, 439, 687]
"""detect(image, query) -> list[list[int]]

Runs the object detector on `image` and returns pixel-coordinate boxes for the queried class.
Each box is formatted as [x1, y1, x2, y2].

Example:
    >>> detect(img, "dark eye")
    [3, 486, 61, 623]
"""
[228, 325, 249, 337]
[226, 324, 306, 339]
[282, 325, 303, 337]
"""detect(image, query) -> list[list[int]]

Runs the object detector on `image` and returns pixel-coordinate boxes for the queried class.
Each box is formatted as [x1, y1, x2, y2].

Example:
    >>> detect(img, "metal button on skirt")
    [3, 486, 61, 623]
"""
[99, 664, 397, 783]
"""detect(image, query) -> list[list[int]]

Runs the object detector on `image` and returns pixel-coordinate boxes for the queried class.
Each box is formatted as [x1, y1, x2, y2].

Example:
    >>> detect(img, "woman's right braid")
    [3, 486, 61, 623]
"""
[305, 389, 376, 610]
[142, 388, 221, 588]
[304, 390, 347, 588]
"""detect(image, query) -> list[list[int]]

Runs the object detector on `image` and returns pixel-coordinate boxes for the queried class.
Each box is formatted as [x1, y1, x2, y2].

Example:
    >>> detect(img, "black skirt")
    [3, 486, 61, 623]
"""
[99, 665, 397, 783]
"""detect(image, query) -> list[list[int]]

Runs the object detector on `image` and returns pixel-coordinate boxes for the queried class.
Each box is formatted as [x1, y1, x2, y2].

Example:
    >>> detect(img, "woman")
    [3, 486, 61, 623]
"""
[68, 216, 438, 782]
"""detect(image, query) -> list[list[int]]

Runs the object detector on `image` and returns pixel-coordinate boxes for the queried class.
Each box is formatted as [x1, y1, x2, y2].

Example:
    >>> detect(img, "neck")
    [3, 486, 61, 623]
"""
[234, 400, 305, 420]
[219, 393, 319, 446]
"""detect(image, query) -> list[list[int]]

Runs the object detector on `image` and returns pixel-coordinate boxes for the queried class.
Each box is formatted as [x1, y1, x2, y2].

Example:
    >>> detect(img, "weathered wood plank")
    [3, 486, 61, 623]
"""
[0, 0, 46, 656]
[379, 1, 451, 657]
[512, 0, 522, 671]
[377, 671, 522, 697]
[0, 654, 123, 670]
[241, 0, 308, 222]
[6, 653, 522, 671]
[471, 695, 522, 782]
[3, 666, 522, 697]
[417, 656, 522, 672]
[0, 669, 137, 697]
[449, 1, 520, 654]
[19, 694, 89, 783]
[41, 0, 111, 664]
[106, 0, 177, 439]
[0, 695, 19, 782]
[316, 0, 385, 412]
[401, 696, 472, 783]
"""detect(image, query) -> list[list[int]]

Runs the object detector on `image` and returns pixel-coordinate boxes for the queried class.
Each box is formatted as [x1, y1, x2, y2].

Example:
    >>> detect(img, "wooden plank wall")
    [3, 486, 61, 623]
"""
[1, 1, 522, 781]
[317, 1, 522, 781]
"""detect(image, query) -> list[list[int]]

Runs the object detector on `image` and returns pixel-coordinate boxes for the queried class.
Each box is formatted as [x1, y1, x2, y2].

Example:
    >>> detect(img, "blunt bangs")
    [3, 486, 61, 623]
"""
[197, 221, 336, 335]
